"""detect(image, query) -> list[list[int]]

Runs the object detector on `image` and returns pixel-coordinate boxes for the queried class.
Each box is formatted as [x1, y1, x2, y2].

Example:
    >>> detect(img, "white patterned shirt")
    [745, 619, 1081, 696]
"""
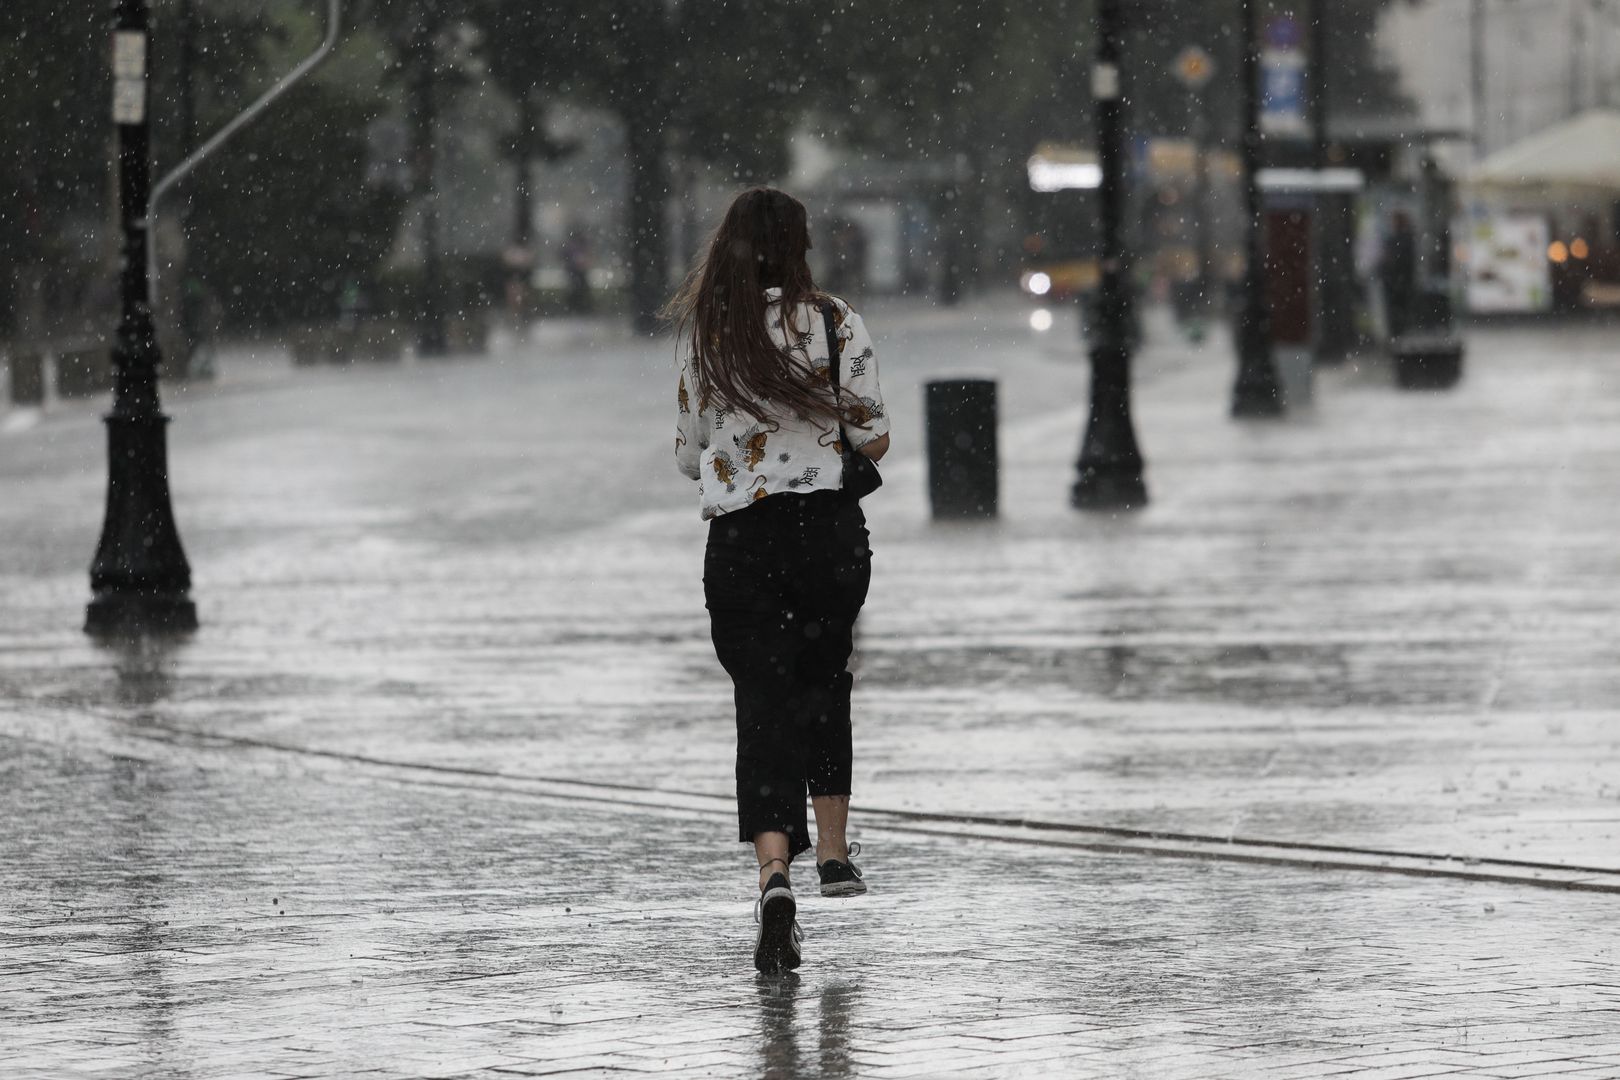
[675, 290, 888, 520]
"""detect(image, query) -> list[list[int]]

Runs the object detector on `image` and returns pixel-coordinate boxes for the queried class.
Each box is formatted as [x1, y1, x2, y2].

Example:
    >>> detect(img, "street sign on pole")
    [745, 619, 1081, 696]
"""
[112, 31, 147, 123]
[1261, 14, 1309, 138]
[1174, 45, 1215, 90]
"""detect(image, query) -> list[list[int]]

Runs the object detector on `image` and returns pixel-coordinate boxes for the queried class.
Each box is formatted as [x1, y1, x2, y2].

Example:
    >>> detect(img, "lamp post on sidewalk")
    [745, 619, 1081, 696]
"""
[1309, 0, 1329, 172]
[1309, 0, 1353, 366]
[1072, 0, 1147, 510]
[1230, 0, 1285, 418]
[506, 90, 537, 317]
[88, 0, 197, 636]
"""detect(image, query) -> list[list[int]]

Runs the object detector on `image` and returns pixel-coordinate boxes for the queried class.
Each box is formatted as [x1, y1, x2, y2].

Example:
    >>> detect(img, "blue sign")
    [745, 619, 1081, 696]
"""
[1261, 16, 1308, 138]
[1266, 13, 1303, 50]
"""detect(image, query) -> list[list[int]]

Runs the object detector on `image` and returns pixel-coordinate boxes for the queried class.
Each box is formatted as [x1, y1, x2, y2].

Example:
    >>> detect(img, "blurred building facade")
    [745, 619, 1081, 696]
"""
[1383, 0, 1620, 159]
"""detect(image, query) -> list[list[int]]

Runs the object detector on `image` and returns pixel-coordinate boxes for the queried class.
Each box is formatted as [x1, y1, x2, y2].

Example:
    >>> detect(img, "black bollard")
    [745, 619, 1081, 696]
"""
[926, 379, 998, 518]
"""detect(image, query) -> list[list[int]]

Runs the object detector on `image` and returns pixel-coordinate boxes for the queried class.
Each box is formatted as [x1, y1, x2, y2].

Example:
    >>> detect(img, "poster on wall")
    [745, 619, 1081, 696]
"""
[1464, 213, 1552, 313]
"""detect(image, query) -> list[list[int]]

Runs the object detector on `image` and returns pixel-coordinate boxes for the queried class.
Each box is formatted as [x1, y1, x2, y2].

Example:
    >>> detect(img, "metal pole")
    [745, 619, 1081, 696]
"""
[1230, 0, 1284, 418]
[1309, 0, 1329, 171]
[412, 2, 448, 356]
[88, 0, 198, 636]
[1187, 8, 1215, 314]
[1471, 0, 1487, 156]
[1072, 0, 1147, 510]
[508, 90, 535, 316]
[1607, 0, 1620, 109]
[1570, 0, 1583, 117]
[176, 0, 201, 377]
[1193, 89, 1214, 313]
[1310, 0, 1350, 364]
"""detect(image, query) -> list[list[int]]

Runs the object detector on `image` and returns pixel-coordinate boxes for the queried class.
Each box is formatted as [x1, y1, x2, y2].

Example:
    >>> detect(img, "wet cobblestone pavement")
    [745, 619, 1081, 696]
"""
[4, 304, 1620, 1077]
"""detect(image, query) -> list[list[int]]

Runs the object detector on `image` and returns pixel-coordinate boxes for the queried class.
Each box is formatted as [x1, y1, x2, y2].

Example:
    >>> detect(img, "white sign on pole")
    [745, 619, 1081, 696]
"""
[112, 31, 147, 124]
[1092, 63, 1120, 101]
[113, 31, 147, 77]
[113, 80, 146, 125]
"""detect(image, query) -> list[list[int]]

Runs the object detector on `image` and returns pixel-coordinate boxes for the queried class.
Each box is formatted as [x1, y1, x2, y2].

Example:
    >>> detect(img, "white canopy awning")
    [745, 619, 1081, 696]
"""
[1468, 110, 1620, 191]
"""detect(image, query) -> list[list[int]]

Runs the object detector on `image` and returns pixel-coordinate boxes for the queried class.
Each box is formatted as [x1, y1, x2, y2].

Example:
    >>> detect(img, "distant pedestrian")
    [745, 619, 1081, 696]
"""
[1380, 210, 1418, 339]
[561, 226, 593, 314]
[665, 187, 890, 974]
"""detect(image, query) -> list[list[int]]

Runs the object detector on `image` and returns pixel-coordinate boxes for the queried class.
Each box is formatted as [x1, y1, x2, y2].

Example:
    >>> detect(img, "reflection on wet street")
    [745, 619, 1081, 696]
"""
[3, 314, 1619, 1075]
[6, 725, 1617, 1077]
[755, 978, 860, 1080]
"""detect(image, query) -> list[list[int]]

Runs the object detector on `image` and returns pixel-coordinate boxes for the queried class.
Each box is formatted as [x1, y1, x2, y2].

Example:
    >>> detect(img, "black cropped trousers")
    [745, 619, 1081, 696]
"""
[703, 490, 872, 860]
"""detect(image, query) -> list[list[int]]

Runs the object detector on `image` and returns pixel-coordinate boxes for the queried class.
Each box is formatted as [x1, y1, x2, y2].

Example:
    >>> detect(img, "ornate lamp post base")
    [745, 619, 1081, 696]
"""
[1071, 468, 1147, 511]
[1072, 342, 1148, 511]
[86, 412, 197, 637]
[1231, 339, 1286, 417]
[1231, 382, 1285, 418]
[87, 594, 198, 637]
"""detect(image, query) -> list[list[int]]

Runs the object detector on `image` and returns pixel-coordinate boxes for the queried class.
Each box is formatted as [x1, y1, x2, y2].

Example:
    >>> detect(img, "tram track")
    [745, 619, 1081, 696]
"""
[10, 707, 1620, 896]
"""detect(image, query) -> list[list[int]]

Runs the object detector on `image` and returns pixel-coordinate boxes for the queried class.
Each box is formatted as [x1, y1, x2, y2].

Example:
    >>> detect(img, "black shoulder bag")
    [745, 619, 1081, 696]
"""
[821, 302, 883, 501]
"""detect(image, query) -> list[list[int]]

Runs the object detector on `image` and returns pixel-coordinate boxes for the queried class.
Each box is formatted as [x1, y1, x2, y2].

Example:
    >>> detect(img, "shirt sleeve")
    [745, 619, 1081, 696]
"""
[675, 354, 703, 480]
[836, 307, 889, 449]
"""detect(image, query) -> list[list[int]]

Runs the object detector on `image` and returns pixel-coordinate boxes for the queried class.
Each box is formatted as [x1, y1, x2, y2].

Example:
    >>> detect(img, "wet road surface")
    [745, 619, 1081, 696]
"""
[3, 302, 1619, 1076]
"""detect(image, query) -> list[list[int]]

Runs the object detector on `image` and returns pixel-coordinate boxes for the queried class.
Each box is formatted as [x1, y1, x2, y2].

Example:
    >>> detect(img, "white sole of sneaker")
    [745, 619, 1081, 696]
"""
[754, 888, 800, 973]
[819, 880, 868, 897]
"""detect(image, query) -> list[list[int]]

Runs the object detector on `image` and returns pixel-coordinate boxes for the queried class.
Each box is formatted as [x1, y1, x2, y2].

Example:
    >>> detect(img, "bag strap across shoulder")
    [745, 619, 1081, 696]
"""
[818, 298, 883, 500]
[820, 301, 854, 453]
[820, 301, 842, 394]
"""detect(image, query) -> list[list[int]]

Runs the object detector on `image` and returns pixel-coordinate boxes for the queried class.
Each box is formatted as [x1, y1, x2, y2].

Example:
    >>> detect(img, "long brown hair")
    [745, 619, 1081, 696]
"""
[662, 187, 844, 426]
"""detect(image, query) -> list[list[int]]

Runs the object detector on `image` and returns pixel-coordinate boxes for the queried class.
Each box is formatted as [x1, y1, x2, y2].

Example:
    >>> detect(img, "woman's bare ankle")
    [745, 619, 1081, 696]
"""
[757, 856, 791, 889]
[811, 795, 852, 864]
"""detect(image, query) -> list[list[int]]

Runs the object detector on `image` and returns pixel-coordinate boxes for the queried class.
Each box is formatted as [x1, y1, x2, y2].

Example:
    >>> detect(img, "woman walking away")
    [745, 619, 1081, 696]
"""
[667, 188, 890, 974]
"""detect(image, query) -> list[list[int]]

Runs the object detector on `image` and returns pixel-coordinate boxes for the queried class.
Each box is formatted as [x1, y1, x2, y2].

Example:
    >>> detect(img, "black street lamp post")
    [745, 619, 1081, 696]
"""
[1191, 84, 1215, 315]
[1072, 0, 1148, 511]
[88, 0, 198, 636]
[1309, 0, 1354, 365]
[506, 91, 537, 316]
[1471, 0, 1487, 154]
[1230, 0, 1285, 418]
[1309, 0, 1329, 171]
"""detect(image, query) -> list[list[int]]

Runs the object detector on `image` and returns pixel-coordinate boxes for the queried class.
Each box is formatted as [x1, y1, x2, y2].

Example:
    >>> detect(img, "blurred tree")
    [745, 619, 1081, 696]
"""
[466, 0, 811, 333]
[0, 0, 1419, 341]
[0, 1, 405, 344]
[805, 0, 1414, 298]
[0, 4, 110, 341]
[807, 0, 1098, 300]
[474, 35, 578, 314]
[465, 1, 589, 315]
[156, 3, 406, 329]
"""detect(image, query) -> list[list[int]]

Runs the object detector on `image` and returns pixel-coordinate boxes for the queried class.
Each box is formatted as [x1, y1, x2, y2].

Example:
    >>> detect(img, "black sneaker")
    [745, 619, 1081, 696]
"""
[817, 842, 867, 897]
[753, 872, 802, 973]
